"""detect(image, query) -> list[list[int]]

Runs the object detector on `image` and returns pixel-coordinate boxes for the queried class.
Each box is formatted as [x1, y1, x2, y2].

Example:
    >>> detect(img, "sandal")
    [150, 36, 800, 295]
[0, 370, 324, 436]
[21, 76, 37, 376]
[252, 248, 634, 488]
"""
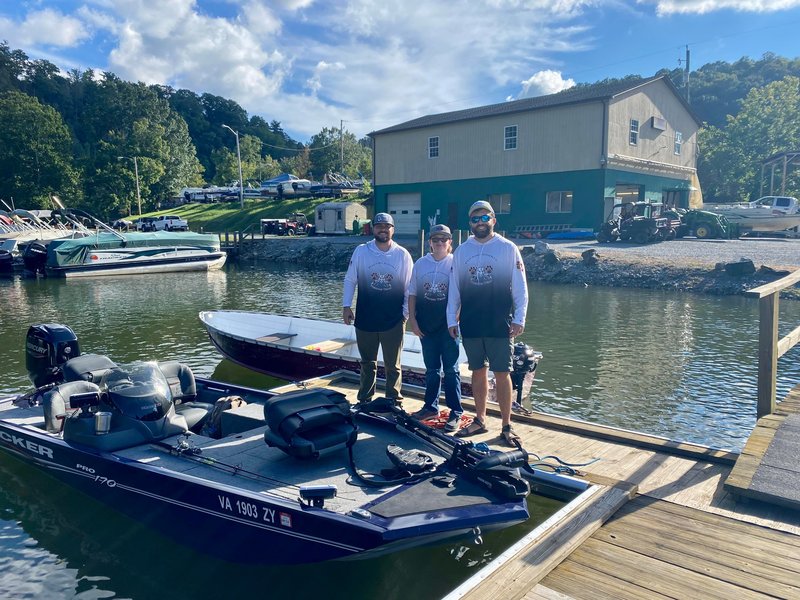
[455, 418, 487, 438]
[501, 424, 521, 447]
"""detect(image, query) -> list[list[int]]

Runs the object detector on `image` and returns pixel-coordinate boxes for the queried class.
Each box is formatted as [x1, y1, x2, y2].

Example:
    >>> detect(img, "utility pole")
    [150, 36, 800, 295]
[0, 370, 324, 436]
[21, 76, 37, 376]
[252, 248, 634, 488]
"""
[684, 45, 691, 103]
[340, 119, 344, 174]
[133, 156, 141, 216]
[222, 124, 244, 210]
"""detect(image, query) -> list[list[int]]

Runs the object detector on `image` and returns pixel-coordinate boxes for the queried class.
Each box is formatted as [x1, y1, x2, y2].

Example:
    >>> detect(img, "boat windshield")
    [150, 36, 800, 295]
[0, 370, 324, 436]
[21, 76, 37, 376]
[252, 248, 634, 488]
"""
[100, 362, 173, 422]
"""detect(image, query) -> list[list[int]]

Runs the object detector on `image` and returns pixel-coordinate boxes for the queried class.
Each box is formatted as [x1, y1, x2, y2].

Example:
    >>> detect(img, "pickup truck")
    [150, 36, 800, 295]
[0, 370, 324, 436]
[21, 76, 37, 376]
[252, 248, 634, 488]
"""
[153, 215, 189, 231]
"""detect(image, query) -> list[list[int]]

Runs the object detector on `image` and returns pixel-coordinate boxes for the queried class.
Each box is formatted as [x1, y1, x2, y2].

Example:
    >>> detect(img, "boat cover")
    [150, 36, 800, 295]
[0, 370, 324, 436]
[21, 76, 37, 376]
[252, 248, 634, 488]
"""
[46, 231, 221, 267]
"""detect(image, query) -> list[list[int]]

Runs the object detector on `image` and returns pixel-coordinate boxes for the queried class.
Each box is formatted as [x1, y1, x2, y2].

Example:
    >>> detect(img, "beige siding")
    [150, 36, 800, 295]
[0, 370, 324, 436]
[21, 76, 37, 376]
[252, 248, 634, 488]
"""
[607, 79, 698, 172]
[374, 103, 605, 185]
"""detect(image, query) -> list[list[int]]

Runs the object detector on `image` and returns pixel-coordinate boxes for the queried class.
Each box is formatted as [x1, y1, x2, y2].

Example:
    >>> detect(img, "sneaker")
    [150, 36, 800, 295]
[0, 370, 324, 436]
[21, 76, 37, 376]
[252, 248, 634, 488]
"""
[411, 407, 438, 420]
[444, 412, 462, 432]
[501, 424, 521, 447]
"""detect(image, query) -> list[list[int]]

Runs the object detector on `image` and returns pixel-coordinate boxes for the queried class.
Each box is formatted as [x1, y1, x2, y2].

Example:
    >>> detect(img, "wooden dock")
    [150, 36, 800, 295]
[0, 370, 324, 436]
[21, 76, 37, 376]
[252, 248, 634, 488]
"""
[276, 373, 800, 600]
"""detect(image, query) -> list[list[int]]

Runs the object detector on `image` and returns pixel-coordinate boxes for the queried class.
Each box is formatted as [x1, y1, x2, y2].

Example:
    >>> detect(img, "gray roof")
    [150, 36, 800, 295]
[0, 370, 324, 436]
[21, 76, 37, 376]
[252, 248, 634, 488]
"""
[371, 75, 700, 136]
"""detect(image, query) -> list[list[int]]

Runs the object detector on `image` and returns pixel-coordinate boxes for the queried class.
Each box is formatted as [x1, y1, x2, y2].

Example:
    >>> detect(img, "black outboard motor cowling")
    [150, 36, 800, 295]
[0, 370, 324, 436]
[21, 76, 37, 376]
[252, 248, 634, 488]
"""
[26, 324, 81, 387]
[22, 240, 48, 274]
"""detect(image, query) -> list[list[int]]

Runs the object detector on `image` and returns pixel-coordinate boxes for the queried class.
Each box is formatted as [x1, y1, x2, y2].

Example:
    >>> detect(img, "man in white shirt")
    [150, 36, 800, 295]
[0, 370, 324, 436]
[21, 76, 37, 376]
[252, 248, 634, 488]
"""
[447, 201, 528, 445]
[343, 213, 413, 402]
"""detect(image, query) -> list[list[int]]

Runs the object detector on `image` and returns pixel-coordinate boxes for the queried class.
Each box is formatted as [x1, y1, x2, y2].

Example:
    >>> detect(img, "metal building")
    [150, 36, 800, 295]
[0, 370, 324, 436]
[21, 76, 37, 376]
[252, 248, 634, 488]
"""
[370, 76, 701, 236]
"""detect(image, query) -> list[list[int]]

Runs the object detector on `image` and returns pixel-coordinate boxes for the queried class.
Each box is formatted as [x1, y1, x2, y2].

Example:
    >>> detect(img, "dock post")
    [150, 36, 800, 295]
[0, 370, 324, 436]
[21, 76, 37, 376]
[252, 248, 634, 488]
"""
[756, 293, 779, 418]
[418, 229, 425, 259]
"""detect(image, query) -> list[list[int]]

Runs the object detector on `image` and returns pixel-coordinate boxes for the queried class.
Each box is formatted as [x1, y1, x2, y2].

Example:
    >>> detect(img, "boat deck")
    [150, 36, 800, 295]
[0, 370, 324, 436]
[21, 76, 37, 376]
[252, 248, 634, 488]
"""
[293, 372, 800, 599]
[1, 398, 453, 517]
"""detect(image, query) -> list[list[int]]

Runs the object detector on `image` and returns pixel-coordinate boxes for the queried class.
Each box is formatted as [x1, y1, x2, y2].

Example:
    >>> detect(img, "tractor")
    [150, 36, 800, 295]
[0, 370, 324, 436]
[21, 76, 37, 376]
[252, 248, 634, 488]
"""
[596, 202, 674, 244]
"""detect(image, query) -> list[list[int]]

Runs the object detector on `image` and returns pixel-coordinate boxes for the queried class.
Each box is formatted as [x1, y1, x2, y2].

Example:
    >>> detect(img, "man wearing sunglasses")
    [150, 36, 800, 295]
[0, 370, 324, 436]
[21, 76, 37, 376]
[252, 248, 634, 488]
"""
[343, 212, 413, 404]
[446, 201, 528, 445]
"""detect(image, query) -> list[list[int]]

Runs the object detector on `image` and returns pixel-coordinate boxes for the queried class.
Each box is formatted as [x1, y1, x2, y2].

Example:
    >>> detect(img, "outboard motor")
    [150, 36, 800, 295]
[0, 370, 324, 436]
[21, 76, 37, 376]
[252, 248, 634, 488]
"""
[22, 240, 48, 275]
[511, 343, 539, 404]
[0, 249, 14, 274]
[26, 324, 81, 387]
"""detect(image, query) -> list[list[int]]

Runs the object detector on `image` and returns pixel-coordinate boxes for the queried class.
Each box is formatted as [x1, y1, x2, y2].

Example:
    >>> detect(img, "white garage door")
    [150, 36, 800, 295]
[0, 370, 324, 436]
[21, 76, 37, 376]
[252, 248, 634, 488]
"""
[387, 193, 421, 235]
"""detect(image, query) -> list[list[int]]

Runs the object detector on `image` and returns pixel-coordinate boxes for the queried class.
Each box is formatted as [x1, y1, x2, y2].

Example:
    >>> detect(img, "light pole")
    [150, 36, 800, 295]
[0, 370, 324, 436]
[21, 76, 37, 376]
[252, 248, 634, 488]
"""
[118, 156, 142, 216]
[222, 124, 244, 209]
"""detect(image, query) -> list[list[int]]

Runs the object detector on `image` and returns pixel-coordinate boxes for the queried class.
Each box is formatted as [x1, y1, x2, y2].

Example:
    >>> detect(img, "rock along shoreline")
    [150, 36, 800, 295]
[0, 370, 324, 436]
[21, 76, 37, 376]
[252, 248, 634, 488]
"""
[236, 236, 800, 300]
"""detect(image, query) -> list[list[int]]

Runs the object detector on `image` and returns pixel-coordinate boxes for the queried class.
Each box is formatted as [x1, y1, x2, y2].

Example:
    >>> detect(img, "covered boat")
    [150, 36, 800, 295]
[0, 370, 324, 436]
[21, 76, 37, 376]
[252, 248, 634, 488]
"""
[36, 230, 226, 277]
[199, 311, 541, 401]
[0, 324, 536, 564]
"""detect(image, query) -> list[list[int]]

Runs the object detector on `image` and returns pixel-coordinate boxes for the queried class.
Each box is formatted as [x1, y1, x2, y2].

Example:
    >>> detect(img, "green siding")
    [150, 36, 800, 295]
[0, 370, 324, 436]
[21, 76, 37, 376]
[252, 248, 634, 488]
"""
[376, 168, 691, 232]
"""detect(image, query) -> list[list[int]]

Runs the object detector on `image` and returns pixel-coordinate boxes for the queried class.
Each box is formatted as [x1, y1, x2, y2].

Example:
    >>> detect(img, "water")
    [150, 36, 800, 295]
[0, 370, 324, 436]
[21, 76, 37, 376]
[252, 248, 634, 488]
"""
[1, 263, 799, 598]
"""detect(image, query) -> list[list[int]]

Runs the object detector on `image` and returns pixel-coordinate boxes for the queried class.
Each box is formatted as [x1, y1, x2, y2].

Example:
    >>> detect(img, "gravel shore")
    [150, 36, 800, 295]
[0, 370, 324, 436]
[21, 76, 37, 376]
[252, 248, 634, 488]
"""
[238, 235, 800, 298]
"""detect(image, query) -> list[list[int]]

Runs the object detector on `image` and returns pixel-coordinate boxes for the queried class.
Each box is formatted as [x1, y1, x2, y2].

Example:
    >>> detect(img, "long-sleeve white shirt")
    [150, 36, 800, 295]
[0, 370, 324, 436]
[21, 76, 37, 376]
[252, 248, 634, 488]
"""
[343, 240, 413, 332]
[446, 235, 528, 337]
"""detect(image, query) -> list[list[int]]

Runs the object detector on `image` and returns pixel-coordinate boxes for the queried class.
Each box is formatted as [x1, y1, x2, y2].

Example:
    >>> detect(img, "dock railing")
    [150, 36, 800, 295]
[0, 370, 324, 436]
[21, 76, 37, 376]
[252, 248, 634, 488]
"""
[746, 269, 800, 417]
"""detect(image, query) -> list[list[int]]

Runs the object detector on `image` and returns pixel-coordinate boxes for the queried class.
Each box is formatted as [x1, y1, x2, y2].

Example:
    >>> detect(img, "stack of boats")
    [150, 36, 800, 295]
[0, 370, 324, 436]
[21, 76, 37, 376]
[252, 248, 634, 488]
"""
[1, 206, 225, 278]
[0, 209, 91, 274]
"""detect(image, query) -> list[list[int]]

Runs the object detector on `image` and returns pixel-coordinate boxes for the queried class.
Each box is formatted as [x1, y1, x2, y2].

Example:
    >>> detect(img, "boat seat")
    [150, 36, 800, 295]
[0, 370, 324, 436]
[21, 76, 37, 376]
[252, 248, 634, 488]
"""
[62, 354, 117, 383]
[42, 380, 101, 433]
[264, 388, 357, 460]
[158, 361, 212, 432]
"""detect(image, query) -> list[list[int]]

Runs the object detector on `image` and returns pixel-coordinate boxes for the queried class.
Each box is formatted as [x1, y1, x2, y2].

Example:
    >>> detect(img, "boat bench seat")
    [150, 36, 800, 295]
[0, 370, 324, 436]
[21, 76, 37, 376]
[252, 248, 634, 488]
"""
[264, 388, 357, 460]
[303, 338, 357, 353]
[62, 354, 117, 383]
[256, 332, 297, 343]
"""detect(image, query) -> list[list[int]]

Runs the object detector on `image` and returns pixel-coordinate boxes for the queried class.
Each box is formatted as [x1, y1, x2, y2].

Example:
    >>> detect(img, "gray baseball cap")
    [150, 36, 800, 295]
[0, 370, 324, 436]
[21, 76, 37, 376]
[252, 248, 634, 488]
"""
[429, 224, 452, 238]
[468, 200, 495, 215]
[372, 212, 394, 226]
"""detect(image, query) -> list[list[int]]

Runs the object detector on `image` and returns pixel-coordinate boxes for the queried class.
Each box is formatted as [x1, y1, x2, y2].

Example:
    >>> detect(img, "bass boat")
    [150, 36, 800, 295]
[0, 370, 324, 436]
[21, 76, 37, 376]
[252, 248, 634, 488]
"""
[0, 323, 535, 564]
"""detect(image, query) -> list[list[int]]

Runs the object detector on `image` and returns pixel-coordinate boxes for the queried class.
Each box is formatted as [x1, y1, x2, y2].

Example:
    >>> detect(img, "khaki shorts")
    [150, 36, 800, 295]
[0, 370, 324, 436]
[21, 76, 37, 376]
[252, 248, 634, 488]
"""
[462, 337, 513, 372]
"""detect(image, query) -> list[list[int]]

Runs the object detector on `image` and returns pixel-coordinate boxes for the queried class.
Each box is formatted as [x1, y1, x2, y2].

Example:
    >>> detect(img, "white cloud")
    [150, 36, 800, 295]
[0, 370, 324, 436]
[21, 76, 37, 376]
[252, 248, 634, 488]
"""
[515, 70, 576, 99]
[5, 8, 89, 47]
[643, 0, 800, 15]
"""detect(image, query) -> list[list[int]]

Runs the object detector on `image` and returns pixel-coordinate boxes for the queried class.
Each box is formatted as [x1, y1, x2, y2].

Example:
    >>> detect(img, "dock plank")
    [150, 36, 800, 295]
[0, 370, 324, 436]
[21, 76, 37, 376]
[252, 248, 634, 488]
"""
[563, 538, 775, 600]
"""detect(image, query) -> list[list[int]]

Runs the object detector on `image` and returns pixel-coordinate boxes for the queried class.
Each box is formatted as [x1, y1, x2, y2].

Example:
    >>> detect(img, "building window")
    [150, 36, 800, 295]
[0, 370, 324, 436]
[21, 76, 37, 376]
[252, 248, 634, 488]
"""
[546, 191, 573, 213]
[629, 119, 639, 145]
[674, 131, 682, 155]
[487, 194, 511, 214]
[504, 126, 517, 150]
[428, 136, 439, 158]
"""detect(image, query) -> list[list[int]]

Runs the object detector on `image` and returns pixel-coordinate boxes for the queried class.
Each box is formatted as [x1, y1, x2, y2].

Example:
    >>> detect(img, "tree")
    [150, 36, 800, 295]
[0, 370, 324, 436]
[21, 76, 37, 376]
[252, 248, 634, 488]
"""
[0, 91, 81, 208]
[698, 76, 800, 202]
[307, 126, 372, 179]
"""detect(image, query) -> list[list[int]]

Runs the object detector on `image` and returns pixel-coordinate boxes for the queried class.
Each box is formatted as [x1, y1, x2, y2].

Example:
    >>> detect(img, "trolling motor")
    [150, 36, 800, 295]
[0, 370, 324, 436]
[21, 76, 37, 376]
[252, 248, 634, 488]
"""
[511, 343, 540, 414]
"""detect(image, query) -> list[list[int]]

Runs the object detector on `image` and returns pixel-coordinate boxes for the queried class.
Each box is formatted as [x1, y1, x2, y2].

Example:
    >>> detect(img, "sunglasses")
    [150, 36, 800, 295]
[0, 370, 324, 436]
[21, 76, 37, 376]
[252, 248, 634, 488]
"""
[430, 237, 449, 243]
[470, 214, 492, 224]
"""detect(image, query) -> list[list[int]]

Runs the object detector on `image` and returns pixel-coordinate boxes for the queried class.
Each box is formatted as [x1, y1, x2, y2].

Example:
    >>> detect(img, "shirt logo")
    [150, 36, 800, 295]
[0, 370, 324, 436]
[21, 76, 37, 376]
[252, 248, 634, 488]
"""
[423, 280, 447, 301]
[468, 264, 493, 285]
[371, 272, 394, 290]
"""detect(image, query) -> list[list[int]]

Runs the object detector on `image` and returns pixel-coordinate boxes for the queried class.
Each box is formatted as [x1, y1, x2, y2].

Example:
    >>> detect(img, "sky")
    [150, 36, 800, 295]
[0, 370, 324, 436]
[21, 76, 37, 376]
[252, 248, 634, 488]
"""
[2, 1, 800, 142]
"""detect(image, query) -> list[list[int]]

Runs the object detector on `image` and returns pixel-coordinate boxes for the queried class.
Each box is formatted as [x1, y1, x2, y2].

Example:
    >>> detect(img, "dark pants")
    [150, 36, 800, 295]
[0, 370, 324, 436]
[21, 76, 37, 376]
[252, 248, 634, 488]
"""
[420, 328, 463, 415]
[355, 321, 405, 401]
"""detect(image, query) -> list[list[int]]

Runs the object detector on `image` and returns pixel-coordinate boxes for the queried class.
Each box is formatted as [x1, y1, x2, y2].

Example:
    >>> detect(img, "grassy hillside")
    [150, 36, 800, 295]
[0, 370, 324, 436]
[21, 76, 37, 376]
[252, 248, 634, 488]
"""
[146, 197, 367, 233]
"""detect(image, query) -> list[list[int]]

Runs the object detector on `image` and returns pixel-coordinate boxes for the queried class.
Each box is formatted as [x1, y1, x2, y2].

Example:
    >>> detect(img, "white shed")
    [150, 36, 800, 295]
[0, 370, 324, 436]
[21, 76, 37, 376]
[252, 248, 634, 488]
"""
[314, 202, 367, 235]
